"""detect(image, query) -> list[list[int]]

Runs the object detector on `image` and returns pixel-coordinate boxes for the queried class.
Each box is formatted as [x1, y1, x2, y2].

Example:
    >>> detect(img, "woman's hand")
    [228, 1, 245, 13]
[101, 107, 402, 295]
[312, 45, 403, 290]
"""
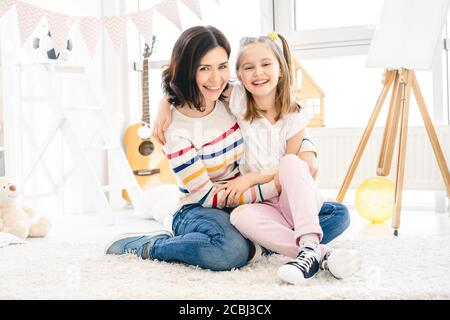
[151, 98, 172, 145]
[213, 176, 253, 207]
[273, 173, 281, 194]
[298, 151, 318, 180]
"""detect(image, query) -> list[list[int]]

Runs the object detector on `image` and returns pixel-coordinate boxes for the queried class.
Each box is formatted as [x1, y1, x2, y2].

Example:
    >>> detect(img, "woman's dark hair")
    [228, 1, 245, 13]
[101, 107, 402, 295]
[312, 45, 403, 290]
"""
[162, 25, 231, 111]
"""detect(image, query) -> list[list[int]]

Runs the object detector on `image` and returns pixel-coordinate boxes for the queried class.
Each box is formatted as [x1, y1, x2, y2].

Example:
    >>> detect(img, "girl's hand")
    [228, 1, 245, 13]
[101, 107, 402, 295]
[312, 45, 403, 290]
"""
[213, 176, 253, 207]
[299, 151, 318, 180]
[151, 99, 172, 145]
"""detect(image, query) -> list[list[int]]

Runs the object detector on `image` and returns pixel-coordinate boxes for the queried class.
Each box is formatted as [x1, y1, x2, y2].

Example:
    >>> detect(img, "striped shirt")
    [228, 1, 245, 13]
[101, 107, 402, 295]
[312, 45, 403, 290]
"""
[162, 100, 279, 215]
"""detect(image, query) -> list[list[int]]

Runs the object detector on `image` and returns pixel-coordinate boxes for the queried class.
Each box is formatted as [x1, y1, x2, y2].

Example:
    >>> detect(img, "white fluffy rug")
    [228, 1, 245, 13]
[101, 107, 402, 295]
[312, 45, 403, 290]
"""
[0, 232, 25, 248]
[1, 233, 449, 299]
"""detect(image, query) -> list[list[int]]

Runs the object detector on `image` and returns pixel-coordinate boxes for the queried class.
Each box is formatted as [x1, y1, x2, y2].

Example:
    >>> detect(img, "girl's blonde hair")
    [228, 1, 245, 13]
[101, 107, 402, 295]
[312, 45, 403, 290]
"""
[236, 33, 300, 122]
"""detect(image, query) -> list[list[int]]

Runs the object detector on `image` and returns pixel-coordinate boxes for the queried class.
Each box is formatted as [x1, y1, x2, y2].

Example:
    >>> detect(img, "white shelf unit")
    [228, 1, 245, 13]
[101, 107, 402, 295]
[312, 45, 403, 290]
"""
[0, 59, 145, 224]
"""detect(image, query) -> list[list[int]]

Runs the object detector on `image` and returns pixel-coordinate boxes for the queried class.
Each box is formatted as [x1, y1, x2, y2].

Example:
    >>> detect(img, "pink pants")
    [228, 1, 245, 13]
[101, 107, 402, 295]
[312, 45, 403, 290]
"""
[230, 154, 326, 258]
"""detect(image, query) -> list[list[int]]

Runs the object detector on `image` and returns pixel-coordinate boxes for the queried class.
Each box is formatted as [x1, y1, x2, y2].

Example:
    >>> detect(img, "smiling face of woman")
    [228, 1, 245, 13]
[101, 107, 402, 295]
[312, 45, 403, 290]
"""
[195, 46, 230, 109]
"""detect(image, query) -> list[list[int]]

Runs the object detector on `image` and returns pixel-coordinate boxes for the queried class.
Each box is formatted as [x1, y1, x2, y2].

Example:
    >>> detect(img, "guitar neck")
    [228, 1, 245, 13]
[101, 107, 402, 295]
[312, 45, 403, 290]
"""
[142, 58, 150, 125]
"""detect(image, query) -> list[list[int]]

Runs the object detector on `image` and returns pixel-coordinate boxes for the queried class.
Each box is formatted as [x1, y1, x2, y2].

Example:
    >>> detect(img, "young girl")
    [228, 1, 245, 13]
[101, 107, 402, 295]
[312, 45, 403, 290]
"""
[220, 33, 361, 284]
[153, 29, 361, 283]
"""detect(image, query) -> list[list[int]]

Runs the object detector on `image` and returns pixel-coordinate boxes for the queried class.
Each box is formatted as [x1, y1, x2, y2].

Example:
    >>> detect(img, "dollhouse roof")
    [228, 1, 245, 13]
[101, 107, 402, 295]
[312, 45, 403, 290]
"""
[292, 56, 325, 97]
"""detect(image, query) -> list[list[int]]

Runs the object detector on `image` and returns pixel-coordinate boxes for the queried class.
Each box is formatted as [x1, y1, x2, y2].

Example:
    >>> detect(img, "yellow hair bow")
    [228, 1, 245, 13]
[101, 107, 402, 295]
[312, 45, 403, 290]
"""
[267, 32, 278, 41]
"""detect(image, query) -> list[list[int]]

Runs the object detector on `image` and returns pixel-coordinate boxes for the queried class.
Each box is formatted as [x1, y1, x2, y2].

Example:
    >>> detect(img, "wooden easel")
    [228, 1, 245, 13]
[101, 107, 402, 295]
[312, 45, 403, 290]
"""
[336, 69, 450, 235]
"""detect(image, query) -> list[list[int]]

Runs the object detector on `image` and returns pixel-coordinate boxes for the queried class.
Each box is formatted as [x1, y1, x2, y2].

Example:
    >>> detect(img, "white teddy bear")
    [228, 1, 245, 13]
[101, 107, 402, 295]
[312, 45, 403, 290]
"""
[0, 177, 51, 239]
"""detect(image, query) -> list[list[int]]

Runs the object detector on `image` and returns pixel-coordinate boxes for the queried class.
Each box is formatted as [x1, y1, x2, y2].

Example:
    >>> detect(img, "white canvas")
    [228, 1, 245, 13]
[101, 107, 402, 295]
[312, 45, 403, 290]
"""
[366, 0, 450, 70]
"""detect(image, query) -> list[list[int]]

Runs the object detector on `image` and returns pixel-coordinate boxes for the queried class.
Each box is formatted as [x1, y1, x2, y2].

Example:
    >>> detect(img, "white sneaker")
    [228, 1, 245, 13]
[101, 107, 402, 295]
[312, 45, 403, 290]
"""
[321, 249, 362, 279]
[277, 246, 321, 284]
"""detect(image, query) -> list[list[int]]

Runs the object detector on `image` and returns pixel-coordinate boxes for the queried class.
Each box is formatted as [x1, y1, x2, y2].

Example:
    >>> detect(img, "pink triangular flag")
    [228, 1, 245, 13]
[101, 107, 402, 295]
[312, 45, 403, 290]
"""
[154, 0, 181, 30]
[180, 0, 202, 20]
[102, 15, 127, 52]
[129, 9, 154, 43]
[15, 2, 46, 46]
[78, 16, 102, 58]
[0, 0, 15, 19]
[46, 11, 75, 54]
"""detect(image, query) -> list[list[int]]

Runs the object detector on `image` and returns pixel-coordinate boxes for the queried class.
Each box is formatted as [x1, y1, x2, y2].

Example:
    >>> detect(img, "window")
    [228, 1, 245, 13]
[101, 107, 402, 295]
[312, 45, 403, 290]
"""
[303, 98, 320, 116]
[275, 0, 446, 128]
[294, 0, 383, 31]
[275, 0, 378, 53]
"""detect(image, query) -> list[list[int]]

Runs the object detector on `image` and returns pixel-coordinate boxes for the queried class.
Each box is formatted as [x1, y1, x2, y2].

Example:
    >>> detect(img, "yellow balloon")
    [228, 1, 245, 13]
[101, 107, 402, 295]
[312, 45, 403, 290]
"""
[355, 177, 395, 223]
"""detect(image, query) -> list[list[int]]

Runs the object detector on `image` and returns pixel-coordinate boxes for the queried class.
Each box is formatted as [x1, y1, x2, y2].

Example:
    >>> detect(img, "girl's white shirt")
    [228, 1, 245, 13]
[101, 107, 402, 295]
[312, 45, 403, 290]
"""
[229, 83, 313, 175]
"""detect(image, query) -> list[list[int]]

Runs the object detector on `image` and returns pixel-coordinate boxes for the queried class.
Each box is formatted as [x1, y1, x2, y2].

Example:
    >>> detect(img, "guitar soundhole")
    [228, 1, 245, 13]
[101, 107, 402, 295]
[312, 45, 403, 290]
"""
[139, 140, 154, 156]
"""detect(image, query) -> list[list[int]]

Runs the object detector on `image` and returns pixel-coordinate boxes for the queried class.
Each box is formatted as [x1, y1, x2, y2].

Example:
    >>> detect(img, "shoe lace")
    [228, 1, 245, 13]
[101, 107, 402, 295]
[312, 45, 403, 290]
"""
[125, 248, 137, 254]
[293, 248, 317, 271]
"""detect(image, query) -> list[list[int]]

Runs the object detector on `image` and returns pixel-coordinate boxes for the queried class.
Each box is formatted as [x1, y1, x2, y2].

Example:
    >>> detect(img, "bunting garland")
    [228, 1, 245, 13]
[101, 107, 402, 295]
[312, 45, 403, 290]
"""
[15, 1, 46, 46]
[78, 17, 102, 58]
[46, 12, 75, 53]
[129, 9, 154, 44]
[102, 15, 128, 52]
[0, 0, 214, 56]
[180, 0, 202, 20]
[154, 0, 182, 30]
[0, 0, 14, 18]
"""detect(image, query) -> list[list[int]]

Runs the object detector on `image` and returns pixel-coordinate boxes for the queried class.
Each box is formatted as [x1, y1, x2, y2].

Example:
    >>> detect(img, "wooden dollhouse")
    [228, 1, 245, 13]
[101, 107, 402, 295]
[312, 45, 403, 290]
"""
[292, 56, 325, 127]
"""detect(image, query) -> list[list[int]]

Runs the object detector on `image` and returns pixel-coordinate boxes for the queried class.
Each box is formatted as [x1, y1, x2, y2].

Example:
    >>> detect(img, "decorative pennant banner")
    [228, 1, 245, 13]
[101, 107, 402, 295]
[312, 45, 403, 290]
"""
[154, 0, 181, 30]
[15, 2, 46, 46]
[180, 0, 202, 20]
[78, 16, 102, 58]
[0, 0, 223, 57]
[0, 0, 15, 20]
[129, 9, 154, 43]
[102, 15, 127, 52]
[46, 11, 75, 54]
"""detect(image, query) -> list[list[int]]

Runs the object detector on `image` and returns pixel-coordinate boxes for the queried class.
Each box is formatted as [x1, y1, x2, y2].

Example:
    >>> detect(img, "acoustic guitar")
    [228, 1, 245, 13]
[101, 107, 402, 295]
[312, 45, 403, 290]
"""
[123, 38, 177, 203]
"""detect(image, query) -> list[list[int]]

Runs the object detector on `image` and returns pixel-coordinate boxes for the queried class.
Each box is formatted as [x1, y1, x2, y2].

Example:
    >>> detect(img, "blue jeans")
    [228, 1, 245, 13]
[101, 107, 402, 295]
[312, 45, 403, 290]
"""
[319, 202, 351, 244]
[150, 201, 350, 271]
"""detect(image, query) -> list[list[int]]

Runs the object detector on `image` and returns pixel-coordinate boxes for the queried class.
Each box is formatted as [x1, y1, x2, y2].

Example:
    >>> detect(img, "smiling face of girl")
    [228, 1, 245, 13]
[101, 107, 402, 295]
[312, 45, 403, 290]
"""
[235, 34, 299, 123]
[237, 42, 281, 104]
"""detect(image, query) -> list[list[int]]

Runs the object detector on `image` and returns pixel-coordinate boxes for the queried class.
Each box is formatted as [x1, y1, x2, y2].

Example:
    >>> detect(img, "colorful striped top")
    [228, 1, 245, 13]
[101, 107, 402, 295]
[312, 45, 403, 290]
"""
[162, 100, 279, 214]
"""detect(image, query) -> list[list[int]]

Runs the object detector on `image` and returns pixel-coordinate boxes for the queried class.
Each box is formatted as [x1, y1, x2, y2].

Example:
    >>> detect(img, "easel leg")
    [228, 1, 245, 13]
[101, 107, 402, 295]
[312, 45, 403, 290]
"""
[411, 72, 450, 196]
[377, 72, 402, 176]
[392, 70, 412, 236]
[337, 70, 396, 202]
[377, 72, 398, 175]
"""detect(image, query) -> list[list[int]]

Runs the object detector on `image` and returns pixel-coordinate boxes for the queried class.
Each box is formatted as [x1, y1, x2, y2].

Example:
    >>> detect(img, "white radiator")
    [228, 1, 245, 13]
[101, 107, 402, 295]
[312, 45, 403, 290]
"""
[309, 126, 450, 191]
